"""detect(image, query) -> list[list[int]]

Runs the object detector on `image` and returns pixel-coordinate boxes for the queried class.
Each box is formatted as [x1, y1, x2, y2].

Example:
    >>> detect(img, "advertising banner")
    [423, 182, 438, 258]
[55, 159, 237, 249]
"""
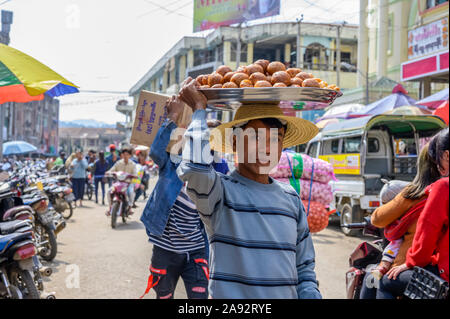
[319, 153, 361, 175]
[193, 0, 280, 32]
[408, 18, 448, 60]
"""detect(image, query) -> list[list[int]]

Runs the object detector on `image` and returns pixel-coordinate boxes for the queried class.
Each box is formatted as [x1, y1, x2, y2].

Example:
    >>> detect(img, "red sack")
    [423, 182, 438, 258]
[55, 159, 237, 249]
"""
[302, 200, 329, 233]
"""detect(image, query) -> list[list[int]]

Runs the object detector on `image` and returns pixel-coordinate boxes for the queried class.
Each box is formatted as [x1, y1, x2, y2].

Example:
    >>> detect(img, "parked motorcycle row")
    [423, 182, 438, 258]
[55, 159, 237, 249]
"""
[0, 161, 75, 299]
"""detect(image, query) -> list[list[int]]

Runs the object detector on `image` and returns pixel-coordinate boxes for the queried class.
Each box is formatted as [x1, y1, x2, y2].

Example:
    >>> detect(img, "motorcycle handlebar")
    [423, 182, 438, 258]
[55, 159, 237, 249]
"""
[340, 222, 368, 229]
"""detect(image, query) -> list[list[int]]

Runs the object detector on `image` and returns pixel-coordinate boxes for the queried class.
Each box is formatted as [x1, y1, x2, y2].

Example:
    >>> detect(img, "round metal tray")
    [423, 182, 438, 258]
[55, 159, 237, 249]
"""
[199, 87, 343, 111]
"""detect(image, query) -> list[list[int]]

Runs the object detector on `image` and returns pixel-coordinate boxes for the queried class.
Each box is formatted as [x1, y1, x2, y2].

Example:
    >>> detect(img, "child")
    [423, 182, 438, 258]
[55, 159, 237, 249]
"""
[372, 179, 410, 280]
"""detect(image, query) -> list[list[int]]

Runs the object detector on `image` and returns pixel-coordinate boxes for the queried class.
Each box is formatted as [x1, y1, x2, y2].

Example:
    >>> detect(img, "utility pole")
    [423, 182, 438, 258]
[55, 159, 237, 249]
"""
[365, 57, 369, 105]
[236, 23, 242, 69]
[0, 10, 13, 161]
[296, 14, 304, 69]
[336, 24, 341, 88]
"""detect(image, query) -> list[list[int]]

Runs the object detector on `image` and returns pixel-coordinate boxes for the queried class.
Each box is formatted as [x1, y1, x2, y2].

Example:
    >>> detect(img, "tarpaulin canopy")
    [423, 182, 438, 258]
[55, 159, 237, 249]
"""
[321, 114, 447, 138]
[349, 84, 418, 118]
[416, 88, 449, 109]
[314, 103, 365, 122]
[383, 105, 432, 116]
[432, 100, 449, 125]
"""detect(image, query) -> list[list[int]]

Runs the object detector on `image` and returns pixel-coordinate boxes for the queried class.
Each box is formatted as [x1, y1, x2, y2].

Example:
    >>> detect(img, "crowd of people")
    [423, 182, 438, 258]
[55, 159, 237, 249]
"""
[46, 144, 153, 213]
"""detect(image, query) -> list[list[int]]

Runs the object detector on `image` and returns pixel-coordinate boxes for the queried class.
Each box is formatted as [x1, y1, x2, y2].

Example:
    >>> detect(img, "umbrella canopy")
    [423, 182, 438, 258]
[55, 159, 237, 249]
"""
[384, 105, 432, 116]
[0, 43, 79, 104]
[316, 118, 341, 129]
[416, 88, 449, 109]
[314, 103, 365, 122]
[350, 84, 417, 118]
[2, 141, 38, 156]
[433, 100, 449, 125]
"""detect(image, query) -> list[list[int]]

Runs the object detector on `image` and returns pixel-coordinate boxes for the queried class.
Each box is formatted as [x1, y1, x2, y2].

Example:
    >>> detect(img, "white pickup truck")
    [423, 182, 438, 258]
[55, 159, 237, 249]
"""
[304, 114, 446, 236]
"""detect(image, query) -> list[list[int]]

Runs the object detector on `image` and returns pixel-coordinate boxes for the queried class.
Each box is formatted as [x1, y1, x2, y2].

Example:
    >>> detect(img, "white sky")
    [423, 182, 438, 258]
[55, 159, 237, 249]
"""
[1, 0, 359, 124]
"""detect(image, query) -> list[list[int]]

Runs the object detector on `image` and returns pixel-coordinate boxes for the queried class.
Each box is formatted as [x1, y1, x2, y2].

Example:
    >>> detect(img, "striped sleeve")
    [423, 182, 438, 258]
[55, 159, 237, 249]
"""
[296, 200, 322, 299]
[176, 109, 224, 229]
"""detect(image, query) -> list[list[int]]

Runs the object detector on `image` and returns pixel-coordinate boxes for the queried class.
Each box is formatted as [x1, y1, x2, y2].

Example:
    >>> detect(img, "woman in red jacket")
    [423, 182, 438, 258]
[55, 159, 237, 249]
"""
[377, 128, 449, 299]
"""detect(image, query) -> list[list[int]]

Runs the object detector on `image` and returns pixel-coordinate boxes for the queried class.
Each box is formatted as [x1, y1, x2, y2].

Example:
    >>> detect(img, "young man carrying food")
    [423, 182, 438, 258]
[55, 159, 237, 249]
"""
[176, 77, 322, 299]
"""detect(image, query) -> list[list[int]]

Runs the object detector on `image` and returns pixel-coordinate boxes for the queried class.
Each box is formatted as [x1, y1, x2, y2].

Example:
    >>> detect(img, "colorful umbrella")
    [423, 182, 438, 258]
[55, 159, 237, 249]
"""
[2, 141, 37, 156]
[416, 88, 449, 109]
[432, 100, 449, 125]
[0, 43, 79, 104]
[350, 84, 417, 118]
[383, 105, 432, 116]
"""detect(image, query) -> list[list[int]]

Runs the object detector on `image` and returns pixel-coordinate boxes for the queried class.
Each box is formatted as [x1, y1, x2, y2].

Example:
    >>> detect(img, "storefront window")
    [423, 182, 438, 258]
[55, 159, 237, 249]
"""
[230, 42, 247, 63]
[304, 43, 327, 70]
[193, 49, 215, 66]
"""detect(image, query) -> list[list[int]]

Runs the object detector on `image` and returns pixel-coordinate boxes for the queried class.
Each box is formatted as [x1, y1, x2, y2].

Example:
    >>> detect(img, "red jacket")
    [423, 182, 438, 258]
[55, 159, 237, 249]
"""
[406, 177, 449, 282]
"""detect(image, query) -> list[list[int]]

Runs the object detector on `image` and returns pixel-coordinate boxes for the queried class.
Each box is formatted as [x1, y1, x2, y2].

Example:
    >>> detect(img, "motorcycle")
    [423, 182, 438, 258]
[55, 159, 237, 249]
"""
[19, 194, 58, 262]
[0, 193, 55, 299]
[106, 172, 136, 229]
[0, 214, 43, 299]
[85, 172, 94, 201]
[44, 183, 75, 220]
[343, 214, 449, 300]
[342, 216, 386, 299]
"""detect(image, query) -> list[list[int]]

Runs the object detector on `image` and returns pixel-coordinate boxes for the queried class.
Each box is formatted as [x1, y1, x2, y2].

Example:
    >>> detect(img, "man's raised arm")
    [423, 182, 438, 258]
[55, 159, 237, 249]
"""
[176, 78, 224, 224]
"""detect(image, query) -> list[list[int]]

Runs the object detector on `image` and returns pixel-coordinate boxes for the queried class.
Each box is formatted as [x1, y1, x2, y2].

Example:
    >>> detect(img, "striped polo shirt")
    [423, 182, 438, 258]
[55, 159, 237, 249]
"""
[176, 109, 321, 299]
[148, 187, 205, 253]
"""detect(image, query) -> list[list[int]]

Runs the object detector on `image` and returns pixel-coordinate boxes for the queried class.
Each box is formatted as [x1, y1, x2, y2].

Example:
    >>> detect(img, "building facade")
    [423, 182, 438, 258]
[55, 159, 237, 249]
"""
[59, 127, 125, 154]
[400, 0, 449, 96]
[341, 0, 449, 105]
[129, 21, 359, 124]
[2, 96, 60, 155]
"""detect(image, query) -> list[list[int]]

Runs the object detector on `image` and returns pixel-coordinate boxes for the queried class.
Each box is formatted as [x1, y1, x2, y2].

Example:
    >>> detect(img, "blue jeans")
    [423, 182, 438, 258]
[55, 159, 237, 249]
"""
[360, 271, 377, 299]
[94, 177, 105, 203]
[377, 264, 439, 299]
[135, 187, 143, 202]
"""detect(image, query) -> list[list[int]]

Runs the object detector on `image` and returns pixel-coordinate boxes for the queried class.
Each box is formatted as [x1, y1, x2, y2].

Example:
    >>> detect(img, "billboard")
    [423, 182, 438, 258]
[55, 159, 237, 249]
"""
[193, 0, 280, 32]
[407, 18, 448, 60]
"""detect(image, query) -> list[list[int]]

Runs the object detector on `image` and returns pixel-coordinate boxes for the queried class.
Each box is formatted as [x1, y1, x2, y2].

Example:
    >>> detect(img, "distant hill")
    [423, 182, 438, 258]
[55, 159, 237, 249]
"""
[59, 119, 116, 128]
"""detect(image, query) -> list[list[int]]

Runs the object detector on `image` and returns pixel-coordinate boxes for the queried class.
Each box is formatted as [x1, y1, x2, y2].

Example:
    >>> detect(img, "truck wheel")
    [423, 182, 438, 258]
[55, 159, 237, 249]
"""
[340, 203, 363, 236]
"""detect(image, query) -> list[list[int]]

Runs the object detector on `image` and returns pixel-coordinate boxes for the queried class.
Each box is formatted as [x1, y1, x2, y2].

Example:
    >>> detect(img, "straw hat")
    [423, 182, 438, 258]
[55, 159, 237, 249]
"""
[210, 104, 319, 154]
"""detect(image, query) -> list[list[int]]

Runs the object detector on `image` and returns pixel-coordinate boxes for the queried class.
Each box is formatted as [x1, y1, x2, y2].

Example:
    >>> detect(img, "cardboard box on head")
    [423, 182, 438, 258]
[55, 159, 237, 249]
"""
[130, 90, 192, 155]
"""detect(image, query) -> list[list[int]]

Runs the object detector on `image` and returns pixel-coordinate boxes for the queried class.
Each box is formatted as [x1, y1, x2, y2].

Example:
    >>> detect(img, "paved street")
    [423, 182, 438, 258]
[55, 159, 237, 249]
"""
[43, 177, 370, 299]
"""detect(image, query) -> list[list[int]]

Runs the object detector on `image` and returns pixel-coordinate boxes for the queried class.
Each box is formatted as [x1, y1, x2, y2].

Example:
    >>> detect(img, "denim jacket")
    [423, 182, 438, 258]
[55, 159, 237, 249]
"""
[140, 119, 183, 237]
